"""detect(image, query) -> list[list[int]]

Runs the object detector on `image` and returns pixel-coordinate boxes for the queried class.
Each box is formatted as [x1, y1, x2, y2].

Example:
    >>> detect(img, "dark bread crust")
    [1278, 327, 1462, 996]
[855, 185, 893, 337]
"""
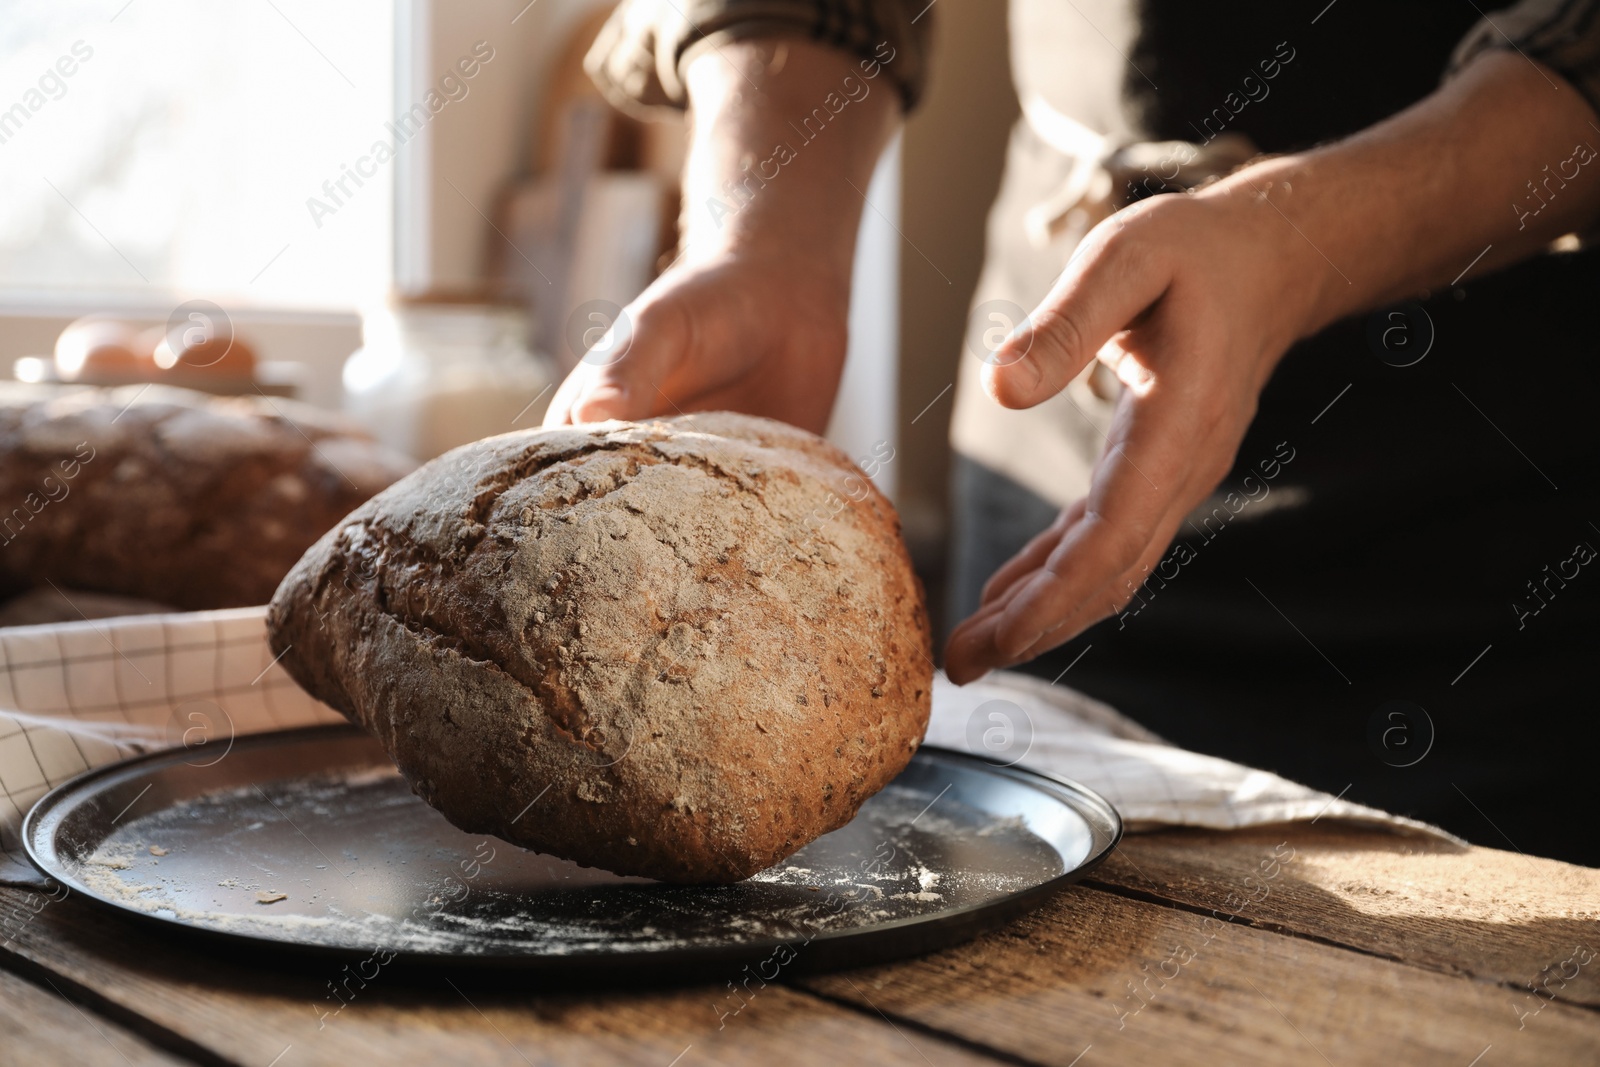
[0, 383, 415, 609]
[268, 412, 932, 883]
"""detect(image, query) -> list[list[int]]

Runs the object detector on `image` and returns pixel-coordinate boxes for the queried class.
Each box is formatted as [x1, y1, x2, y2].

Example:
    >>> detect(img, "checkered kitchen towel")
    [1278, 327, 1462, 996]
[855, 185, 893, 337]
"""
[0, 609, 342, 886]
[0, 609, 1451, 888]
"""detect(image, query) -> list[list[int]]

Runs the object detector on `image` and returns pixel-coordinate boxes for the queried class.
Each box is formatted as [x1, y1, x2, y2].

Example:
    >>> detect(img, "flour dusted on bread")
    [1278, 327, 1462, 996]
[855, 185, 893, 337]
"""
[0, 383, 415, 610]
[268, 412, 932, 883]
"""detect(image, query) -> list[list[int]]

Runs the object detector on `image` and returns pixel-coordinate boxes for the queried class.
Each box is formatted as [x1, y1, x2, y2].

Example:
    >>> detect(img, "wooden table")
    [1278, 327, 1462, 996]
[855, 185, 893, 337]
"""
[2, 825, 1596, 1066]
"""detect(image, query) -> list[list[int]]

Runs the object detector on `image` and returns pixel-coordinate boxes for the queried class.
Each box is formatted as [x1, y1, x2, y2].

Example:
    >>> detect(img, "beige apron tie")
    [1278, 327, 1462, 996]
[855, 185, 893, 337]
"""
[1021, 93, 1260, 249]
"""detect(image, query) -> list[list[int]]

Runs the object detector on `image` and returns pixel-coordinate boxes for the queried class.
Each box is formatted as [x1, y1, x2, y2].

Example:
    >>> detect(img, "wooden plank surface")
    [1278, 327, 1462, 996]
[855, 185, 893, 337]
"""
[3, 825, 1596, 1067]
[801, 880, 1599, 1066]
[1098, 826, 1600, 1008]
[0, 966, 187, 1066]
[0, 885, 1005, 1067]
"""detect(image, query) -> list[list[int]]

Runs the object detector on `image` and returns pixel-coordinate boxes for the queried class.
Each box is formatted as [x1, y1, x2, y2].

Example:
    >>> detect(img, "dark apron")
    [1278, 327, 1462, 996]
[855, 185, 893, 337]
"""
[964, 0, 1600, 864]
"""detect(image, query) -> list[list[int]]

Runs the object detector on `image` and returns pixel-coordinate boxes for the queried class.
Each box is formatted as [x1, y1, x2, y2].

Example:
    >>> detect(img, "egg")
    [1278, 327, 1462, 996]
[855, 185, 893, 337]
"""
[54, 317, 157, 381]
[164, 331, 256, 378]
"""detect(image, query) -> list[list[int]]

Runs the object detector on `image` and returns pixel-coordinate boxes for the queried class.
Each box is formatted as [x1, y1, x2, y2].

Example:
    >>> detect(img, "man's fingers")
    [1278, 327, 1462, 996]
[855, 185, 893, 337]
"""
[544, 355, 648, 427]
[570, 379, 642, 423]
[991, 400, 1194, 658]
[1005, 534, 1176, 665]
[543, 300, 687, 426]
[983, 220, 1171, 410]
[978, 502, 1083, 608]
[568, 306, 670, 423]
[948, 539, 1071, 684]
[949, 509, 1079, 685]
[946, 504, 1179, 685]
[542, 365, 593, 427]
[943, 603, 1010, 685]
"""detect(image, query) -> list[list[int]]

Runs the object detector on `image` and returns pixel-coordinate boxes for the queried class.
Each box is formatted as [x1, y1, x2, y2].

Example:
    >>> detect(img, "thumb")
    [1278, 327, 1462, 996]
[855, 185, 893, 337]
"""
[983, 230, 1169, 410]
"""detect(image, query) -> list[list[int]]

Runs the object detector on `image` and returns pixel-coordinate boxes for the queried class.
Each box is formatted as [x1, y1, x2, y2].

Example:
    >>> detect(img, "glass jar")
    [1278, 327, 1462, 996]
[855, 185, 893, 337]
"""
[343, 299, 556, 461]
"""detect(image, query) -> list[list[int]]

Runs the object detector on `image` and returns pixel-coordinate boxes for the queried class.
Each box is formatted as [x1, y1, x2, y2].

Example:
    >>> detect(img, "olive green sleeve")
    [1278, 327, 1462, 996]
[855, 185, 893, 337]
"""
[1449, 0, 1600, 119]
[584, 0, 933, 117]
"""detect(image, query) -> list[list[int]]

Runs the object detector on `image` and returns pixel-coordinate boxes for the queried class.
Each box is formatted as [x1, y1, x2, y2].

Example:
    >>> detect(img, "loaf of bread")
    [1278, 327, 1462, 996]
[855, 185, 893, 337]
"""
[0, 383, 415, 610]
[268, 412, 932, 883]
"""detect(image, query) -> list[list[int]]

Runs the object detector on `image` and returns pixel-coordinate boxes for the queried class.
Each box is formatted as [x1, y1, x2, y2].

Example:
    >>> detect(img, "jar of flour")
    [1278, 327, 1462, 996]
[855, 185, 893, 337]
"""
[344, 297, 556, 461]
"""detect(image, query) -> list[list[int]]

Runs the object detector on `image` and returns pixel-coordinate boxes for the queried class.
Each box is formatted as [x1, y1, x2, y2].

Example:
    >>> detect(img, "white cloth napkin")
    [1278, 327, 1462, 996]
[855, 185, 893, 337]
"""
[0, 608, 343, 886]
[0, 609, 1450, 887]
[925, 671, 1451, 838]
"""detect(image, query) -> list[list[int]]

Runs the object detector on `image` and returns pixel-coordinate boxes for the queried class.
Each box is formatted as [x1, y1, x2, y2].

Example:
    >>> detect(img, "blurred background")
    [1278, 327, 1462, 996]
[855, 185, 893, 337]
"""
[0, 0, 1017, 631]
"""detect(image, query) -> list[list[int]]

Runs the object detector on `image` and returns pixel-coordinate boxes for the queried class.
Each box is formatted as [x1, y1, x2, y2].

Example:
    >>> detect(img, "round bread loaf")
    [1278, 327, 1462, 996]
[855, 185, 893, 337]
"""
[0, 383, 415, 610]
[268, 412, 932, 883]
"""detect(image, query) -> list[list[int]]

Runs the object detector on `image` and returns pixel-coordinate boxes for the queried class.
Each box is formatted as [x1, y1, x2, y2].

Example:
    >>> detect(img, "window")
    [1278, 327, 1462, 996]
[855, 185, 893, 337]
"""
[0, 0, 394, 309]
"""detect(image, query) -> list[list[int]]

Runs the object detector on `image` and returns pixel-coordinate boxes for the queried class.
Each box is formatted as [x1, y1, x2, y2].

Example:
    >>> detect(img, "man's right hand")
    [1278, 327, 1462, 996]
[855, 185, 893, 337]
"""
[542, 36, 899, 434]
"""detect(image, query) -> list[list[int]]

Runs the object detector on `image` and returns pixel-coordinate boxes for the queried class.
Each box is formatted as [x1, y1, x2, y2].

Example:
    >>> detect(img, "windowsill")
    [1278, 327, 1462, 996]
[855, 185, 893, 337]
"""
[0, 300, 363, 410]
[0, 288, 362, 320]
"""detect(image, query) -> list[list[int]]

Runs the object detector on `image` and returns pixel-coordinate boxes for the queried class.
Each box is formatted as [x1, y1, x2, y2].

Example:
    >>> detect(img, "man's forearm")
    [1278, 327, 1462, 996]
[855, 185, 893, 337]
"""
[1207, 51, 1600, 339]
[680, 37, 901, 273]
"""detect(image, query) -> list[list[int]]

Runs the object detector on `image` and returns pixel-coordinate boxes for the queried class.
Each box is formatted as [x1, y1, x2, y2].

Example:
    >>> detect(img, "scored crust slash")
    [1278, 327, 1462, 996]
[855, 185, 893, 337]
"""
[268, 412, 932, 883]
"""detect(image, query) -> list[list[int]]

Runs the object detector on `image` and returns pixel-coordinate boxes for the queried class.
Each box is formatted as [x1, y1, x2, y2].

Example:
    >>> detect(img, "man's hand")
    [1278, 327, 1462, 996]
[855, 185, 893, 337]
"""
[544, 37, 899, 433]
[945, 50, 1600, 684]
[944, 185, 1320, 683]
[543, 249, 849, 433]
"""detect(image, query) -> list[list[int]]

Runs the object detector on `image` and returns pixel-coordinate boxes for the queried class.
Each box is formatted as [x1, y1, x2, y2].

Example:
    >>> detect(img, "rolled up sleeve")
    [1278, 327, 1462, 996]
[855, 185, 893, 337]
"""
[585, 0, 932, 116]
[1449, 0, 1600, 117]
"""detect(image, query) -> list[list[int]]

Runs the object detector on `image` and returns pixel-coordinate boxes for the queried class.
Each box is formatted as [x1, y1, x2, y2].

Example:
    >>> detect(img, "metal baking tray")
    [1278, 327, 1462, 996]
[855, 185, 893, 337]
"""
[24, 725, 1120, 975]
